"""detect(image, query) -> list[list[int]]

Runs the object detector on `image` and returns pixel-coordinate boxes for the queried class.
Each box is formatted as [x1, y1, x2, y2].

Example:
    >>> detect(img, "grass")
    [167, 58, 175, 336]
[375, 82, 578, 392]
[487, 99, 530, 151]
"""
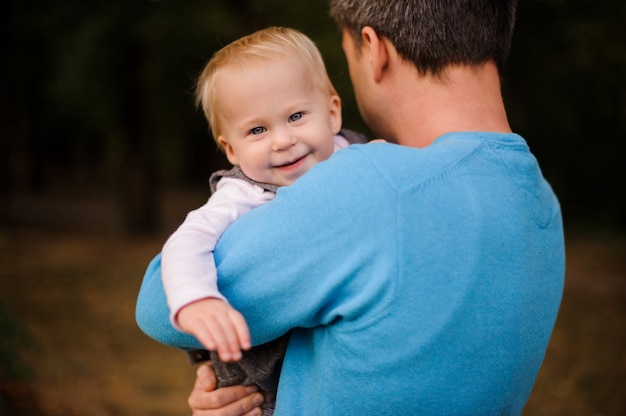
[0, 227, 194, 416]
[0, 190, 624, 415]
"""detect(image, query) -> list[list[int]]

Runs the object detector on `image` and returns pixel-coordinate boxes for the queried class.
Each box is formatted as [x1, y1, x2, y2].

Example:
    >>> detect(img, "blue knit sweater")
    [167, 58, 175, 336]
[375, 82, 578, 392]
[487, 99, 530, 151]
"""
[136, 132, 564, 415]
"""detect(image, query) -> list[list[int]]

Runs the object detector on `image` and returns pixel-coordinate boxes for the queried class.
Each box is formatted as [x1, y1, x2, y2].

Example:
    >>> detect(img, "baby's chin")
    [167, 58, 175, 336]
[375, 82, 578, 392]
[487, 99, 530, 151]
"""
[276, 175, 301, 187]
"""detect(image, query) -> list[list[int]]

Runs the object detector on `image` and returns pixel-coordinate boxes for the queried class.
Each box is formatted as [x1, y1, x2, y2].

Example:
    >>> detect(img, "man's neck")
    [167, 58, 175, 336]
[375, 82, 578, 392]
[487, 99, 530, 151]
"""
[383, 61, 511, 148]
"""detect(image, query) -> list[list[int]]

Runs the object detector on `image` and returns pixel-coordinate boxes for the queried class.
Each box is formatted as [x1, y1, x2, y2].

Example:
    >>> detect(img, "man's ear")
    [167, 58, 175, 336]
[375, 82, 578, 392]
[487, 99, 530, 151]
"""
[360, 26, 389, 83]
[329, 95, 342, 135]
[217, 136, 238, 165]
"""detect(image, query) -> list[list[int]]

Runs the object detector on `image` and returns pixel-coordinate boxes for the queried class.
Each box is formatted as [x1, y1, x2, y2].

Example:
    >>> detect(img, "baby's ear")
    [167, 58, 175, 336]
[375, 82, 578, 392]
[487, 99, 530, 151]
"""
[218, 136, 238, 165]
[329, 95, 342, 134]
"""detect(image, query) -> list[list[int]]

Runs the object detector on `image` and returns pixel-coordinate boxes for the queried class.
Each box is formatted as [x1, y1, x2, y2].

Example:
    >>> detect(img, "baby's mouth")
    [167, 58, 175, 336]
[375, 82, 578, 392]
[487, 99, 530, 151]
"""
[275, 154, 307, 171]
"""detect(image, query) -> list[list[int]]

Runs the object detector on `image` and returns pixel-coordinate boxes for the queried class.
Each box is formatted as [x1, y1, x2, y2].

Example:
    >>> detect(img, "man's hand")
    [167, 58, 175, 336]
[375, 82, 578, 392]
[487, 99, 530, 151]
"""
[177, 298, 251, 361]
[189, 362, 264, 416]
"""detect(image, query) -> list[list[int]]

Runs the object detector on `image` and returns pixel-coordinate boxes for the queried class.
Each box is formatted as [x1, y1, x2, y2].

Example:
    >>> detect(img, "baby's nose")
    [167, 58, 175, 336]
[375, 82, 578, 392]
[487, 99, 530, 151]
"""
[272, 131, 296, 151]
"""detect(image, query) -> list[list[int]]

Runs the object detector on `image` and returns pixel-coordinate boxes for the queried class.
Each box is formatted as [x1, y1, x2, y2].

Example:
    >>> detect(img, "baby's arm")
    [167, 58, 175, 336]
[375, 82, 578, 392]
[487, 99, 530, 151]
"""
[161, 178, 274, 361]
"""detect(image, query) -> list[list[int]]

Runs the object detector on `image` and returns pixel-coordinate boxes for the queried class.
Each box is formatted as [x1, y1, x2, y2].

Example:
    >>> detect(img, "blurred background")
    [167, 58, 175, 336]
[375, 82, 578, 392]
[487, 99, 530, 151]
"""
[0, 0, 624, 415]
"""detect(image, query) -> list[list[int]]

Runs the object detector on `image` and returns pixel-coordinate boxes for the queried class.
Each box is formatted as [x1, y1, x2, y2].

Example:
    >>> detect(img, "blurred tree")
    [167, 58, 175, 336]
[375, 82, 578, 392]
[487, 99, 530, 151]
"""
[2, 0, 363, 234]
[504, 0, 626, 230]
[1, 0, 624, 233]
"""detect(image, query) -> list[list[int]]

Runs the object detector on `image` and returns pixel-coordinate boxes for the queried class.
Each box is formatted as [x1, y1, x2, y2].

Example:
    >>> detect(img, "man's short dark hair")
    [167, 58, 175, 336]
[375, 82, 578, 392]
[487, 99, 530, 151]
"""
[330, 0, 518, 75]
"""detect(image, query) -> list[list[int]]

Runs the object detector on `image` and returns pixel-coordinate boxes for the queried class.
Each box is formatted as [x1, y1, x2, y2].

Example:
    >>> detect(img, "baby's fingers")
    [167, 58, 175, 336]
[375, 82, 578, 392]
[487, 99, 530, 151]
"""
[214, 313, 248, 362]
[191, 320, 219, 353]
[228, 309, 251, 351]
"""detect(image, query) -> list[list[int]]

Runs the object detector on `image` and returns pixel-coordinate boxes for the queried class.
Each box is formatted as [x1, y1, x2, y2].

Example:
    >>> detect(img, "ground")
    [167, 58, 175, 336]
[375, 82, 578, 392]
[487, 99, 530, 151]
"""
[0, 190, 624, 415]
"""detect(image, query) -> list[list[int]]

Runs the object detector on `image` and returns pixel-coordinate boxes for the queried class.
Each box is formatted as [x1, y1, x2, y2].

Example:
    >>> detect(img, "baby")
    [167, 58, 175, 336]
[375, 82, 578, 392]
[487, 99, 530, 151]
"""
[160, 26, 367, 412]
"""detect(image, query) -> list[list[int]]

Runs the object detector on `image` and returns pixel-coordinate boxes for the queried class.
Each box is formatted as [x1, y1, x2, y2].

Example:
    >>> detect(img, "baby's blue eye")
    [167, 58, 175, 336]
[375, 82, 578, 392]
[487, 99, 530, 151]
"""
[289, 112, 303, 122]
[250, 126, 266, 135]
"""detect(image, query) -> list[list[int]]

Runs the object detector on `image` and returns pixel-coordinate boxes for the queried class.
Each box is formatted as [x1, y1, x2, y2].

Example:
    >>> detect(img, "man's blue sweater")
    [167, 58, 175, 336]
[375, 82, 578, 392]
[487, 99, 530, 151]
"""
[136, 132, 564, 415]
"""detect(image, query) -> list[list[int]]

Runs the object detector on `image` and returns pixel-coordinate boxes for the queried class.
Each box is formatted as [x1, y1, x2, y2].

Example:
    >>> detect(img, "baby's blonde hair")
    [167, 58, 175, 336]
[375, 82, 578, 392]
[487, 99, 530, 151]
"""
[195, 26, 338, 148]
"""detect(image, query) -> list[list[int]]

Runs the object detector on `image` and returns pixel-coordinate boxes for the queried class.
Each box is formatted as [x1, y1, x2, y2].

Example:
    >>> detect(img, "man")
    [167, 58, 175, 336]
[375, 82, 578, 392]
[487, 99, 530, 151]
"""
[136, 0, 565, 414]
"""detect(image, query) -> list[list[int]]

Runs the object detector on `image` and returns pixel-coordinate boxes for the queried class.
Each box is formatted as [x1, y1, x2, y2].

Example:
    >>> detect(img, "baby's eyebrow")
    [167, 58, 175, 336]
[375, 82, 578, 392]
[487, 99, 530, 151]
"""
[237, 116, 265, 131]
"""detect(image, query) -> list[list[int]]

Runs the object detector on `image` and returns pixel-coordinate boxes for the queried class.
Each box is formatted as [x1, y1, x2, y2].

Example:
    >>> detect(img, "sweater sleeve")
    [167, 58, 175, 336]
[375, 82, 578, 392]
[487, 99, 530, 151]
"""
[213, 147, 396, 345]
[135, 147, 383, 349]
[136, 146, 380, 349]
[161, 178, 274, 330]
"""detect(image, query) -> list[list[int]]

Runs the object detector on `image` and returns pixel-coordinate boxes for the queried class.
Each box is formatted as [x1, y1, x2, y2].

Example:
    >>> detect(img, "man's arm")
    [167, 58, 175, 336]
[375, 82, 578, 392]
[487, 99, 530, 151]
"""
[162, 177, 274, 329]
[212, 146, 394, 345]
[135, 252, 204, 350]
[137, 178, 274, 350]
[136, 146, 385, 348]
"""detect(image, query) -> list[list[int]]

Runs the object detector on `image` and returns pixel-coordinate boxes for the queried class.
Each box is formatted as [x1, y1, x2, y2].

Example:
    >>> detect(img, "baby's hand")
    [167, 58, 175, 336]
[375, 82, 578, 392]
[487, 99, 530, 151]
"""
[177, 298, 251, 362]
